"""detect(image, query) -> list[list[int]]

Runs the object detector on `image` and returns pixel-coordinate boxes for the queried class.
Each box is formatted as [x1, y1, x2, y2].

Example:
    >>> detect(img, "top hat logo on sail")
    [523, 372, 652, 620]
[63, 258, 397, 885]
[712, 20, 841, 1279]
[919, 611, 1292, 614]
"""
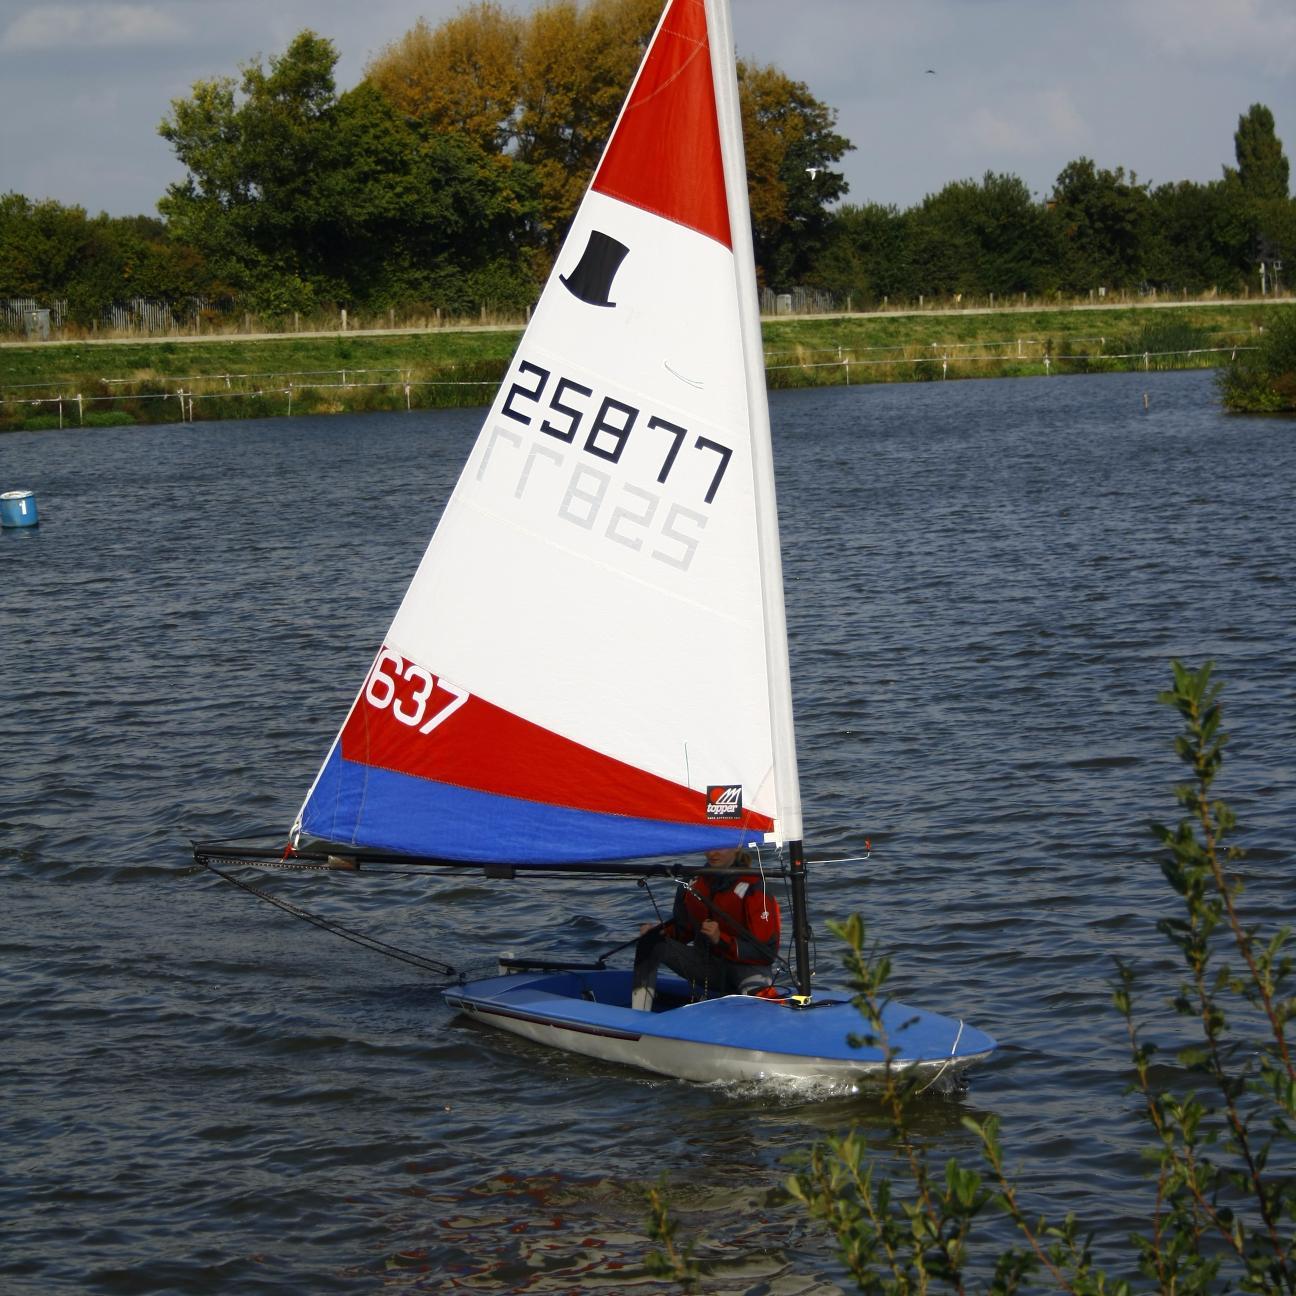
[559, 229, 630, 308]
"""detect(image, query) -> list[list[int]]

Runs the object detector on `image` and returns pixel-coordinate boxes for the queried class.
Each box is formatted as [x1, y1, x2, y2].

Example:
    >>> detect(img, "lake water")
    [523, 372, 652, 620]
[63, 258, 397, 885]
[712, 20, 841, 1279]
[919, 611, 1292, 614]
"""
[3, 369, 1293, 1293]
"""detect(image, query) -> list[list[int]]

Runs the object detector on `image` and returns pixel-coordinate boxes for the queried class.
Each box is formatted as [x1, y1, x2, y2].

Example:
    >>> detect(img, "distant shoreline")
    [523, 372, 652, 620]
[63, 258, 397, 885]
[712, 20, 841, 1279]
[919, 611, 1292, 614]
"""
[2, 294, 1288, 351]
[2, 299, 1285, 431]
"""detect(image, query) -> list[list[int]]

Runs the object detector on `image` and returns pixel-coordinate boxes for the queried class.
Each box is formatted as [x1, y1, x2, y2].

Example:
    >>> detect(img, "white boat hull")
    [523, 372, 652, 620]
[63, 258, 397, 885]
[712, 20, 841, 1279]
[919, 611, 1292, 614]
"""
[445, 969, 995, 1087]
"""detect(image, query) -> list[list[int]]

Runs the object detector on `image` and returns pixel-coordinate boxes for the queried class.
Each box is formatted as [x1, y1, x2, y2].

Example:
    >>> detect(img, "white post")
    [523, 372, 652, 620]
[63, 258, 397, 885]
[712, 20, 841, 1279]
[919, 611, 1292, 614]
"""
[341, 309, 348, 331]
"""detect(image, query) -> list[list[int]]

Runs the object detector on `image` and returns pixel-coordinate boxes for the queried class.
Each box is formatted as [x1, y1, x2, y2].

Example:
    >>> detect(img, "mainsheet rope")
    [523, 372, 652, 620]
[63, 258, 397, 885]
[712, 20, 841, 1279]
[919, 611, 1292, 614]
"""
[197, 856, 461, 982]
[198, 849, 810, 990]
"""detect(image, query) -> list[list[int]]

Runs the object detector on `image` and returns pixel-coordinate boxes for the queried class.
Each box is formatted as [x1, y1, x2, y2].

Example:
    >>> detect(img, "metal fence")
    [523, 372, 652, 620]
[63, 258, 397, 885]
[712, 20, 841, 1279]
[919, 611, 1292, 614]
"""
[1, 296, 211, 337]
[1, 297, 68, 337]
[760, 286, 836, 316]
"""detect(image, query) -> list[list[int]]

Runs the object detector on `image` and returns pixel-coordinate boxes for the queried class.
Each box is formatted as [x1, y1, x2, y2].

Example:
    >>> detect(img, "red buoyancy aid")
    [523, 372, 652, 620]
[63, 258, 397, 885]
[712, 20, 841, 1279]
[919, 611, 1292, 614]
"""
[668, 873, 781, 966]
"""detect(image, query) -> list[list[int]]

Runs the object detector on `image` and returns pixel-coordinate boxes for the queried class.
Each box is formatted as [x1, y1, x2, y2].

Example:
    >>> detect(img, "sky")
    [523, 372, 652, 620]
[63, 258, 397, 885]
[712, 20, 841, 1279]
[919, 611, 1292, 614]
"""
[1, 0, 1294, 220]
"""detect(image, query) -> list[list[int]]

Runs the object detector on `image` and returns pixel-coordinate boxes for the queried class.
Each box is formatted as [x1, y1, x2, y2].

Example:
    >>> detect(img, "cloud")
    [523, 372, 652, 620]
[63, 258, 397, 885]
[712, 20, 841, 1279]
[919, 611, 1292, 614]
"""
[1, 4, 185, 53]
[952, 90, 1091, 160]
[1123, 0, 1296, 73]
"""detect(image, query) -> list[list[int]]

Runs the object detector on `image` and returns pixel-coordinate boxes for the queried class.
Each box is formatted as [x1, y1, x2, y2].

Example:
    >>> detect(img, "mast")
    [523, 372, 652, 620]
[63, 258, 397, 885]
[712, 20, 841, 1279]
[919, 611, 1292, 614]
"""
[704, 0, 812, 998]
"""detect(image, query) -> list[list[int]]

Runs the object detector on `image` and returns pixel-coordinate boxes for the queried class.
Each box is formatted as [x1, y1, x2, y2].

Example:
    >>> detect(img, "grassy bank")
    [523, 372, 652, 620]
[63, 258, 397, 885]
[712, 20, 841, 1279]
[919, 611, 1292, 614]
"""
[0, 302, 1278, 431]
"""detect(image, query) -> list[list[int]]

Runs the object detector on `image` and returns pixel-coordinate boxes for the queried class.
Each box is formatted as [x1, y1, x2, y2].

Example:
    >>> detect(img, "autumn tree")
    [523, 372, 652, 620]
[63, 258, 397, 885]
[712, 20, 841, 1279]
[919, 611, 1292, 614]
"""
[365, 0, 659, 251]
[513, 0, 662, 248]
[364, 3, 522, 155]
[366, 0, 851, 281]
[740, 61, 852, 289]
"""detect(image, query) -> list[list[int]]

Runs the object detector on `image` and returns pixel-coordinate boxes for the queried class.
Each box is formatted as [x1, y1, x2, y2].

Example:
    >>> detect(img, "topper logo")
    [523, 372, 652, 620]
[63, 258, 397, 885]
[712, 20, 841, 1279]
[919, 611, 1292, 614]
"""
[706, 784, 743, 820]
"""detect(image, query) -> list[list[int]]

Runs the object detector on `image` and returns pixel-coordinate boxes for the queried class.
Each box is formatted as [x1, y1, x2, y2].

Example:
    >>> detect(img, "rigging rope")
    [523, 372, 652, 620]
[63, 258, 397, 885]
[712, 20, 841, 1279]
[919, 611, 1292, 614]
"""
[197, 856, 459, 981]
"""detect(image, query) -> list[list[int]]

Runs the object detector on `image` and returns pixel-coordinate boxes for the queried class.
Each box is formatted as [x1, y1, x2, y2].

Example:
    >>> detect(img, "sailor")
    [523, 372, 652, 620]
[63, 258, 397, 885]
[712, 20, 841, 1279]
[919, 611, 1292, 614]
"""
[630, 847, 780, 1012]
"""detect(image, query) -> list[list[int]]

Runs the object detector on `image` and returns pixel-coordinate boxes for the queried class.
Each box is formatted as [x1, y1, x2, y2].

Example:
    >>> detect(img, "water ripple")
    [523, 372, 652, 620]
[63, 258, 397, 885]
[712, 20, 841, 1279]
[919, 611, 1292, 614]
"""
[3, 372, 1293, 1291]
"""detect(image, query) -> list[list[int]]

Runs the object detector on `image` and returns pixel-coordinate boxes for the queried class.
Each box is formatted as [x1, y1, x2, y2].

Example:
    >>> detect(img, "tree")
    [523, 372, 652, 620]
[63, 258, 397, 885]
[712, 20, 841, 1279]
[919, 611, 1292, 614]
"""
[364, 1, 851, 281]
[829, 202, 912, 303]
[366, 0, 661, 254]
[739, 61, 852, 290]
[364, 4, 522, 156]
[1049, 157, 1151, 292]
[906, 172, 1056, 299]
[513, 0, 662, 248]
[1144, 178, 1253, 293]
[159, 30, 538, 315]
[0, 195, 210, 324]
[0, 194, 89, 300]
[158, 30, 342, 309]
[1232, 103, 1290, 203]
[326, 83, 540, 311]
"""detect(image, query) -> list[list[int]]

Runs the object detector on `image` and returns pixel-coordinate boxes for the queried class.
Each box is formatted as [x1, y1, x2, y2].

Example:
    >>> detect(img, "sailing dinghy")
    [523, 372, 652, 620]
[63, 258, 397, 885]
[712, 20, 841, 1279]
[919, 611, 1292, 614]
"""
[195, 0, 994, 1087]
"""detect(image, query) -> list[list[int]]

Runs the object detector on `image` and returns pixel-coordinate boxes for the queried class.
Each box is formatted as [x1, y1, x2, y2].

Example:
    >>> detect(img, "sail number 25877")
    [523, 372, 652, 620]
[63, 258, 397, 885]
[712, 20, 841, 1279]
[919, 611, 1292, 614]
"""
[477, 358, 733, 572]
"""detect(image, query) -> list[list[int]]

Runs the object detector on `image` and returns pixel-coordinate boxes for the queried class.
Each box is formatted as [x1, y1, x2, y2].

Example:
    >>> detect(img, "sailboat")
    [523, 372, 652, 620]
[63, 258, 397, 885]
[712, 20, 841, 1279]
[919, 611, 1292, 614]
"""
[196, 0, 994, 1087]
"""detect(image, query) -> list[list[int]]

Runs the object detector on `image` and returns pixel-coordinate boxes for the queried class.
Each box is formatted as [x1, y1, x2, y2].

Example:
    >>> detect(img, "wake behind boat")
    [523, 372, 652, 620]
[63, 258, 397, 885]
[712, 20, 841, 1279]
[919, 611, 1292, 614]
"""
[194, 0, 995, 1087]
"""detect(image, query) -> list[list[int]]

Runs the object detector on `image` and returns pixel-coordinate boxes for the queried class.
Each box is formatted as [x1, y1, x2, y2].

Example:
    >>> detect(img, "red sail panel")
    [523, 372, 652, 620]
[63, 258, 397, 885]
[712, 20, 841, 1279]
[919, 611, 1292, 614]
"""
[340, 691, 774, 831]
[591, 0, 731, 248]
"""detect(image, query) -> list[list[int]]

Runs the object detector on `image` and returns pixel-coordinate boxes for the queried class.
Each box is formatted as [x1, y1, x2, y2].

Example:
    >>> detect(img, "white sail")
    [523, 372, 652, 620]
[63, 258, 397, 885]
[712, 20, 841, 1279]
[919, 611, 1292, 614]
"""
[296, 0, 800, 865]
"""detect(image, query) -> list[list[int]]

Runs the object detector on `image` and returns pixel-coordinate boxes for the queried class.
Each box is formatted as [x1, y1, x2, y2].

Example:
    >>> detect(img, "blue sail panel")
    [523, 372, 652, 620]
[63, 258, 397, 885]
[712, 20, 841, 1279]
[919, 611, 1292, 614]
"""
[300, 747, 764, 865]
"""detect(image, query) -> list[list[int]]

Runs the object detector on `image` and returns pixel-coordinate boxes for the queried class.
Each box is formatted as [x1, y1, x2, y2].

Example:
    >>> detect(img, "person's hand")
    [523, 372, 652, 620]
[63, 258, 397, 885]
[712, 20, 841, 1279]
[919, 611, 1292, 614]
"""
[700, 919, 721, 943]
[639, 921, 658, 935]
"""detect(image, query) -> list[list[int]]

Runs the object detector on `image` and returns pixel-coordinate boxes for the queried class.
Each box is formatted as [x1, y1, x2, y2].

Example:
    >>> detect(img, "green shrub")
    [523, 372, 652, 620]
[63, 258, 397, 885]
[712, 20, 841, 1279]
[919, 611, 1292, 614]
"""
[1219, 308, 1296, 412]
[778, 662, 1294, 1293]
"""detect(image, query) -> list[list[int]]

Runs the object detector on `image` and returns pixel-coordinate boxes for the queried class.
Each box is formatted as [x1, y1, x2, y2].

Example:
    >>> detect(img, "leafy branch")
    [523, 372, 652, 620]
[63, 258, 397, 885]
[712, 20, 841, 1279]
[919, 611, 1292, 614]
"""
[776, 662, 1295, 1294]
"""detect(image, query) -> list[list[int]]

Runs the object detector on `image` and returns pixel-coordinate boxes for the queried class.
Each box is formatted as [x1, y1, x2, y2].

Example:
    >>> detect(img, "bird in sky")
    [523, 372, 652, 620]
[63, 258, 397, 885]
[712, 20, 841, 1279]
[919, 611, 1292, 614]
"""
[925, 68, 936, 74]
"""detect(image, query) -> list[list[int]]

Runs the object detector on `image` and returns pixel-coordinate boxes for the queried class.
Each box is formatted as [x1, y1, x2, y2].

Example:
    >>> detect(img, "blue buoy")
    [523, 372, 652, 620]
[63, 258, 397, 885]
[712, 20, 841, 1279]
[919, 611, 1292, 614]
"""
[1, 490, 39, 528]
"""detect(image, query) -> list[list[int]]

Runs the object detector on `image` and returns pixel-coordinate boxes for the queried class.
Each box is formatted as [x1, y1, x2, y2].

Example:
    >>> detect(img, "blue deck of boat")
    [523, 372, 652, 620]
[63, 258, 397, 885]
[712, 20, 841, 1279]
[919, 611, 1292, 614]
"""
[444, 968, 995, 1066]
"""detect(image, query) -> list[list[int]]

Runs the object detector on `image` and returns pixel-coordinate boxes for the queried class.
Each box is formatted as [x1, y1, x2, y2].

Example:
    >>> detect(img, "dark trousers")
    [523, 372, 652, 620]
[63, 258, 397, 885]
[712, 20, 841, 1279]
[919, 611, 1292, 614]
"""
[632, 931, 768, 1001]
